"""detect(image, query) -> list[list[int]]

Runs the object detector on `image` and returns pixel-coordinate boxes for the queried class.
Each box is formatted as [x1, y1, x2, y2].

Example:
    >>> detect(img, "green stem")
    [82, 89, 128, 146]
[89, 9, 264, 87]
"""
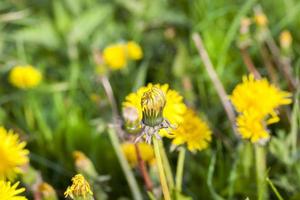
[175, 147, 186, 193]
[158, 140, 175, 189]
[266, 177, 284, 200]
[108, 128, 143, 200]
[255, 145, 268, 200]
[153, 137, 171, 200]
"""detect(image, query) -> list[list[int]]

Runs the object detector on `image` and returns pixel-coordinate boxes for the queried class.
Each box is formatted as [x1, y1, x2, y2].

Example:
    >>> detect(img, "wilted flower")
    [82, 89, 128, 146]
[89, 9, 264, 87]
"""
[122, 106, 141, 134]
[170, 109, 212, 152]
[9, 65, 42, 89]
[0, 127, 29, 180]
[64, 174, 93, 200]
[0, 180, 27, 200]
[126, 41, 143, 60]
[103, 44, 127, 70]
[121, 142, 155, 167]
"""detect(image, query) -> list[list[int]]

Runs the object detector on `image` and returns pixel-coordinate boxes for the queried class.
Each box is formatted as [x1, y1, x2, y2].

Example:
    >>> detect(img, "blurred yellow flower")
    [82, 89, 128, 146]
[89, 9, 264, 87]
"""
[254, 13, 268, 27]
[230, 74, 291, 123]
[0, 127, 29, 180]
[170, 109, 212, 152]
[103, 44, 127, 70]
[121, 142, 155, 167]
[37, 182, 57, 199]
[123, 83, 187, 130]
[0, 181, 27, 200]
[126, 41, 143, 60]
[9, 65, 42, 89]
[280, 30, 292, 49]
[64, 174, 93, 199]
[236, 109, 270, 143]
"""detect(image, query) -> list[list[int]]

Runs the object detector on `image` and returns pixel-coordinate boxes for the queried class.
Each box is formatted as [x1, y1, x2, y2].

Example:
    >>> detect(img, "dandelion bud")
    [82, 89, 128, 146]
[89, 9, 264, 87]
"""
[141, 86, 166, 127]
[64, 174, 93, 200]
[37, 182, 58, 200]
[280, 30, 292, 50]
[122, 106, 141, 134]
[254, 13, 268, 27]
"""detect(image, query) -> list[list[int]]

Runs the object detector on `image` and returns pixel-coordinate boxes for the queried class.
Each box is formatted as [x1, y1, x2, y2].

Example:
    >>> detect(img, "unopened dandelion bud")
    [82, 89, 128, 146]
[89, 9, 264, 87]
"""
[141, 86, 166, 127]
[64, 174, 94, 200]
[280, 30, 292, 50]
[254, 12, 268, 27]
[73, 151, 98, 178]
[37, 182, 58, 200]
[122, 106, 141, 134]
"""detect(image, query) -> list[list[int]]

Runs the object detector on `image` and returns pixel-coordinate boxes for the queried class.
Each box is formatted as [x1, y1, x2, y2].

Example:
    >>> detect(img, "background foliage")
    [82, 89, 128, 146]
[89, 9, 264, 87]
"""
[0, 0, 299, 199]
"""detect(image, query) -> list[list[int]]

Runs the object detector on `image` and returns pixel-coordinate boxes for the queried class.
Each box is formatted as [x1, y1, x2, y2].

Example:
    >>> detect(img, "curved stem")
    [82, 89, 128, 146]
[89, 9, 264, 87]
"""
[153, 138, 171, 200]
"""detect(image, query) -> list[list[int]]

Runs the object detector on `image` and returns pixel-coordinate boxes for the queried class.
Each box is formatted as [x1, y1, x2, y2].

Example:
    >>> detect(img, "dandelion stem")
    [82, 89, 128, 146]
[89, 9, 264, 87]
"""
[158, 140, 175, 189]
[175, 147, 186, 193]
[255, 145, 268, 200]
[153, 137, 171, 200]
[266, 177, 284, 200]
[108, 128, 143, 200]
[192, 33, 237, 136]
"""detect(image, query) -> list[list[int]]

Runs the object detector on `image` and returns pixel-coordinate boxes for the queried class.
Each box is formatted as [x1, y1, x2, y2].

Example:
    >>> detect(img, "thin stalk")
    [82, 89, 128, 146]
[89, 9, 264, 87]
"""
[240, 48, 261, 79]
[108, 128, 143, 200]
[192, 33, 237, 136]
[153, 137, 171, 200]
[255, 145, 268, 200]
[134, 143, 153, 192]
[175, 147, 186, 192]
[266, 178, 284, 200]
[158, 140, 175, 189]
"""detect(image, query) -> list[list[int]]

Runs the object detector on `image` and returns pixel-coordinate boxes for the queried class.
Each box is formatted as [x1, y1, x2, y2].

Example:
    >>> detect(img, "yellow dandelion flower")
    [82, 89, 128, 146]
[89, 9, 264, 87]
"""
[170, 109, 212, 152]
[9, 65, 42, 89]
[37, 182, 57, 199]
[123, 83, 187, 129]
[230, 74, 291, 122]
[0, 127, 29, 180]
[280, 30, 292, 49]
[236, 109, 271, 143]
[64, 174, 93, 199]
[121, 142, 155, 167]
[126, 41, 143, 60]
[0, 181, 27, 200]
[254, 13, 268, 27]
[103, 44, 127, 70]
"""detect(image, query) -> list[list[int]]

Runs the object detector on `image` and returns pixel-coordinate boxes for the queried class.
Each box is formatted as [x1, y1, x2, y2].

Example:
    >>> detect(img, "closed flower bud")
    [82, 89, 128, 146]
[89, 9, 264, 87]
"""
[122, 106, 141, 134]
[141, 86, 166, 127]
[37, 182, 58, 200]
[280, 30, 292, 50]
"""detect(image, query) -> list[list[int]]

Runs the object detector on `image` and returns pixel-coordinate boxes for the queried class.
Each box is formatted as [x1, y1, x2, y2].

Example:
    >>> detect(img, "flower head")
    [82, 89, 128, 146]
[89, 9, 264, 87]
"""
[141, 86, 166, 127]
[280, 30, 292, 49]
[37, 182, 57, 199]
[126, 41, 143, 60]
[254, 13, 268, 27]
[0, 127, 29, 180]
[9, 65, 42, 89]
[64, 174, 93, 199]
[0, 181, 27, 200]
[170, 109, 212, 152]
[123, 83, 186, 127]
[122, 106, 141, 134]
[230, 74, 291, 122]
[236, 109, 270, 143]
[103, 44, 127, 70]
[121, 142, 155, 167]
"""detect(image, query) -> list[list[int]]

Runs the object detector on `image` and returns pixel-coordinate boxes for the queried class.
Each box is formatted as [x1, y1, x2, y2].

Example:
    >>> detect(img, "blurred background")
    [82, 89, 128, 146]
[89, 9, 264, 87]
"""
[0, 0, 299, 199]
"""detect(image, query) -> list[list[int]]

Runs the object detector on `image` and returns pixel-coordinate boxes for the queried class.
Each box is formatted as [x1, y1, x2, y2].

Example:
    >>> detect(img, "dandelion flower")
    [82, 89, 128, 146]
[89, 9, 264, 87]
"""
[121, 142, 155, 167]
[9, 65, 42, 89]
[230, 74, 291, 122]
[254, 13, 268, 27]
[123, 83, 186, 128]
[236, 109, 270, 143]
[64, 174, 93, 199]
[0, 127, 29, 180]
[103, 44, 127, 70]
[170, 109, 212, 152]
[0, 181, 27, 200]
[280, 30, 292, 49]
[126, 41, 143, 60]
